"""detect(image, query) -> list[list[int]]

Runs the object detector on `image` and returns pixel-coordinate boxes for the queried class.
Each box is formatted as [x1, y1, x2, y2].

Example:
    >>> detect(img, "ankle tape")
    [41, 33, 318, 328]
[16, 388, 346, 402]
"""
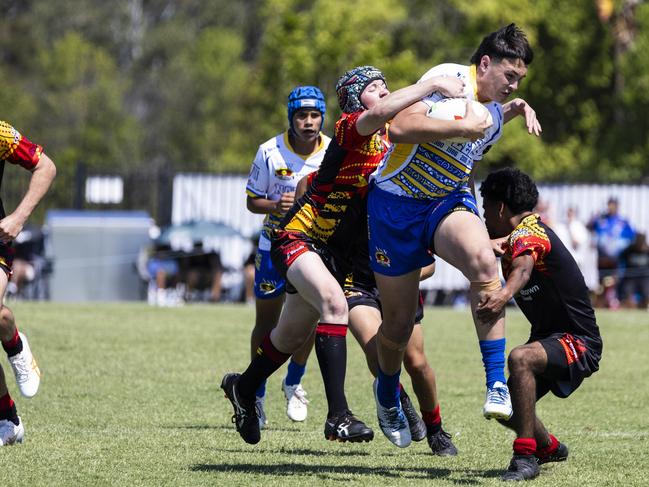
[470, 277, 502, 293]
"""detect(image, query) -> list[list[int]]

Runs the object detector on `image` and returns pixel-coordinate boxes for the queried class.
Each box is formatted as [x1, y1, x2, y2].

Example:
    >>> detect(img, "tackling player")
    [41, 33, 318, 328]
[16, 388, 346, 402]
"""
[0, 121, 56, 445]
[478, 167, 602, 481]
[222, 66, 487, 445]
[245, 86, 330, 426]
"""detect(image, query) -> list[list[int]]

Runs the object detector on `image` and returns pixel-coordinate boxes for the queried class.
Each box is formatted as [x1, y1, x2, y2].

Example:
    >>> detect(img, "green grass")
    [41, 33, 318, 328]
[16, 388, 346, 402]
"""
[0, 303, 647, 486]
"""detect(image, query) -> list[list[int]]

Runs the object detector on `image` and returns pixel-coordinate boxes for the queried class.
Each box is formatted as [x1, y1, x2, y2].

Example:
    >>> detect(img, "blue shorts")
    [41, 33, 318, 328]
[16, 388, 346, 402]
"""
[254, 248, 285, 299]
[367, 186, 478, 276]
[147, 258, 179, 277]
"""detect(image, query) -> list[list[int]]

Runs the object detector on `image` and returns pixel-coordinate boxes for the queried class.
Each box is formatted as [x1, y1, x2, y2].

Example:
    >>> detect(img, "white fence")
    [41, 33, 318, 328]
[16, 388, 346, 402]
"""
[172, 173, 649, 291]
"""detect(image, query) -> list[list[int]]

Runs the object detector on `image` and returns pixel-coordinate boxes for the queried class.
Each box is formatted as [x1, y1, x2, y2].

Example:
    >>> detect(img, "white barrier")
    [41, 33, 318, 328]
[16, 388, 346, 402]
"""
[173, 173, 649, 291]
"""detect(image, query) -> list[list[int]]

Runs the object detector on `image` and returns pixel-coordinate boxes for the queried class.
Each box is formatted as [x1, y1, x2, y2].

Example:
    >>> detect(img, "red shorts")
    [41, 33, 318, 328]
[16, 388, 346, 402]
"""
[270, 230, 351, 294]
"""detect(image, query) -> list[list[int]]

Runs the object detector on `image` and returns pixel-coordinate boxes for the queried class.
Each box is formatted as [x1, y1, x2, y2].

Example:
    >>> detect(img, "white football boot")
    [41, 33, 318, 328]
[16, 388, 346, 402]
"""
[282, 380, 309, 422]
[483, 381, 513, 420]
[0, 417, 24, 446]
[373, 379, 411, 448]
[8, 332, 41, 398]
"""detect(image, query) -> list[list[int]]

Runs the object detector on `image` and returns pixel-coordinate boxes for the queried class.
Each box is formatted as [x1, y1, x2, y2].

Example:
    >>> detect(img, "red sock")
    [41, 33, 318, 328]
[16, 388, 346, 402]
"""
[513, 437, 537, 456]
[0, 393, 14, 413]
[1, 328, 22, 356]
[536, 434, 560, 458]
[0, 393, 18, 424]
[421, 405, 441, 427]
[2, 328, 19, 348]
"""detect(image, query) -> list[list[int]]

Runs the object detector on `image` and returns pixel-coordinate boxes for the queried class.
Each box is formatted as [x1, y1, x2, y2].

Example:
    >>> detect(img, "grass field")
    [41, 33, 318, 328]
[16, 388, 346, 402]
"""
[0, 302, 647, 486]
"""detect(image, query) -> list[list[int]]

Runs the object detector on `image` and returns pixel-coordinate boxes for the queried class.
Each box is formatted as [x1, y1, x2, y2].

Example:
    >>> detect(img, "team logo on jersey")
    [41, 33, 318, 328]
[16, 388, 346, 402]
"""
[344, 289, 362, 299]
[259, 280, 278, 294]
[374, 248, 390, 267]
[275, 168, 294, 179]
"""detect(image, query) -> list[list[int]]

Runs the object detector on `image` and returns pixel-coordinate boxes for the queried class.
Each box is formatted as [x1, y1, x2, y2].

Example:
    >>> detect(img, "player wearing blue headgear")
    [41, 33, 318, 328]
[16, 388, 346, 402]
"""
[288, 86, 327, 133]
[244, 86, 330, 429]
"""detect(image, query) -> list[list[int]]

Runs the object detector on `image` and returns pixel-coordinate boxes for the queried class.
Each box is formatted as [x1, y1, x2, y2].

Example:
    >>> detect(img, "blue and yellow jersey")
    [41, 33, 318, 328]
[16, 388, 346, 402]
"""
[373, 64, 503, 200]
[245, 131, 330, 249]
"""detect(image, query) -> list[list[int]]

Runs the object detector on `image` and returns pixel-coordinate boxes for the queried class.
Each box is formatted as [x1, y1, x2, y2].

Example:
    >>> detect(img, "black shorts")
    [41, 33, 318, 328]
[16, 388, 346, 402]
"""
[345, 284, 424, 324]
[534, 333, 602, 399]
[271, 230, 351, 294]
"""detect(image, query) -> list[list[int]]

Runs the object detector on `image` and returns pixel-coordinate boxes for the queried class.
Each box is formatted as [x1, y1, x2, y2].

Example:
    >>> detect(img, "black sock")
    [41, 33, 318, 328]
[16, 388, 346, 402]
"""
[315, 323, 349, 418]
[238, 334, 290, 400]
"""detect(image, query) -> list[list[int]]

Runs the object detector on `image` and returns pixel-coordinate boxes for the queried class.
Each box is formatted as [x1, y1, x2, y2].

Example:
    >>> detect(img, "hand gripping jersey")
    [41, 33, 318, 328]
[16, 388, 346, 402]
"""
[373, 64, 504, 199]
[246, 131, 330, 250]
[280, 111, 388, 251]
[502, 214, 602, 357]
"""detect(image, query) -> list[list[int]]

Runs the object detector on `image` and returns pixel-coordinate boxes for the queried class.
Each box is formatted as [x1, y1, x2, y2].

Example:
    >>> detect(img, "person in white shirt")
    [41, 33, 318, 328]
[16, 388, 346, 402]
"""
[244, 86, 331, 427]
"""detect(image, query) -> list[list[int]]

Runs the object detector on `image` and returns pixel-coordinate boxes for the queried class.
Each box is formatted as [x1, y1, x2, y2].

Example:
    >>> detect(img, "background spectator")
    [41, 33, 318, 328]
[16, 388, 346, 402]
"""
[588, 197, 636, 309]
[178, 243, 223, 303]
[619, 232, 649, 309]
[144, 243, 183, 307]
[7, 225, 50, 300]
[554, 207, 591, 268]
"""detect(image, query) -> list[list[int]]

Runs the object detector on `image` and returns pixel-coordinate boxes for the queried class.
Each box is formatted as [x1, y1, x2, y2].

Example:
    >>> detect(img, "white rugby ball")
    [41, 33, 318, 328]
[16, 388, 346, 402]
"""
[426, 98, 493, 143]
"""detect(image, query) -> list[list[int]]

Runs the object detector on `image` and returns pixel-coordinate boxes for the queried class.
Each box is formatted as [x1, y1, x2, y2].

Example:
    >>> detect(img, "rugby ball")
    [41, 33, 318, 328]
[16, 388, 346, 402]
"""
[426, 98, 493, 143]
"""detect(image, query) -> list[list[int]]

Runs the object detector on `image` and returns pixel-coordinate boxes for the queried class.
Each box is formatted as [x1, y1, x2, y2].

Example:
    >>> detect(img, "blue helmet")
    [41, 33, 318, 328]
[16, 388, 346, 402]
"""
[287, 86, 326, 131]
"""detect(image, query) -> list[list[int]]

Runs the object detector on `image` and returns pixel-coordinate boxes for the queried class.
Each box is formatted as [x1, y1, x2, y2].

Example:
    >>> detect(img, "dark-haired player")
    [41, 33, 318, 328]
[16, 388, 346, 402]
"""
[478, 167, 602, 481]
[368, 24, 542, 445]
[0, 121, 56, 445]
[245, 86, 330, 427]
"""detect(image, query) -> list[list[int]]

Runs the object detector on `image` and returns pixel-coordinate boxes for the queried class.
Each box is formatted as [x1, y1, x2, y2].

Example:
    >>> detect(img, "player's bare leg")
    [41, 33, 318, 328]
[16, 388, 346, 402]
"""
[402, 326, 457, 455]
[0, 274, 25, 446]
[348, 305, 424, 443]
[285, 253, 373, 442]
[434, 210, 511, 420]
[373, 269, 420, 447]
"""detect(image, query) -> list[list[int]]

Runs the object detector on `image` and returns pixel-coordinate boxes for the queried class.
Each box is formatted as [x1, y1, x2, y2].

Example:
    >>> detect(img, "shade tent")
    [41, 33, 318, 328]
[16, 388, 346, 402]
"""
[156, 220, 252, 270]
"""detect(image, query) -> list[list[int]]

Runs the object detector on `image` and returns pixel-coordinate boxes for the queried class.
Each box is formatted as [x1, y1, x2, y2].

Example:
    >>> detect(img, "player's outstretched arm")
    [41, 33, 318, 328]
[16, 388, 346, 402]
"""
[389, 100, 490, 144]
[502, 97, 542, 136]
[0, 152, 56, 242]
[356, 76, 466, 136]
[476, 251, 534, 322]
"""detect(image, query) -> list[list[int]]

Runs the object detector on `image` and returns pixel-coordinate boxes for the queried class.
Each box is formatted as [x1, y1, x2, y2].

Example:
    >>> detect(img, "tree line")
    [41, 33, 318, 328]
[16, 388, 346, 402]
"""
[1, 0, 648, 215]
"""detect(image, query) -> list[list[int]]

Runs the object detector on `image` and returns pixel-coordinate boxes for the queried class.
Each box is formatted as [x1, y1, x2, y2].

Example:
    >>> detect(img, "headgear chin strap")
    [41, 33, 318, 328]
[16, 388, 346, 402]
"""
[335, 65, 387, 114]
[287, 86, 326, 132]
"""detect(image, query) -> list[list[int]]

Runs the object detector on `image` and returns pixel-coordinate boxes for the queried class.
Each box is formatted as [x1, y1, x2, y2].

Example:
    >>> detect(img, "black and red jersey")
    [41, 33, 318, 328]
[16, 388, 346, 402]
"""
[280, 111, 388, 252]
[502, 214, 602, 354]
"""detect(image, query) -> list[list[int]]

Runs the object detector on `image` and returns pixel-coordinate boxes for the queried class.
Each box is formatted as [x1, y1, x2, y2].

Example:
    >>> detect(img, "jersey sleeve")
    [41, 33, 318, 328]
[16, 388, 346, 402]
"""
[334, 112, 372, 151]
[0, 121, 42, 170]
[508, 223, 551, 263]
[245, 146, 269, 198]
